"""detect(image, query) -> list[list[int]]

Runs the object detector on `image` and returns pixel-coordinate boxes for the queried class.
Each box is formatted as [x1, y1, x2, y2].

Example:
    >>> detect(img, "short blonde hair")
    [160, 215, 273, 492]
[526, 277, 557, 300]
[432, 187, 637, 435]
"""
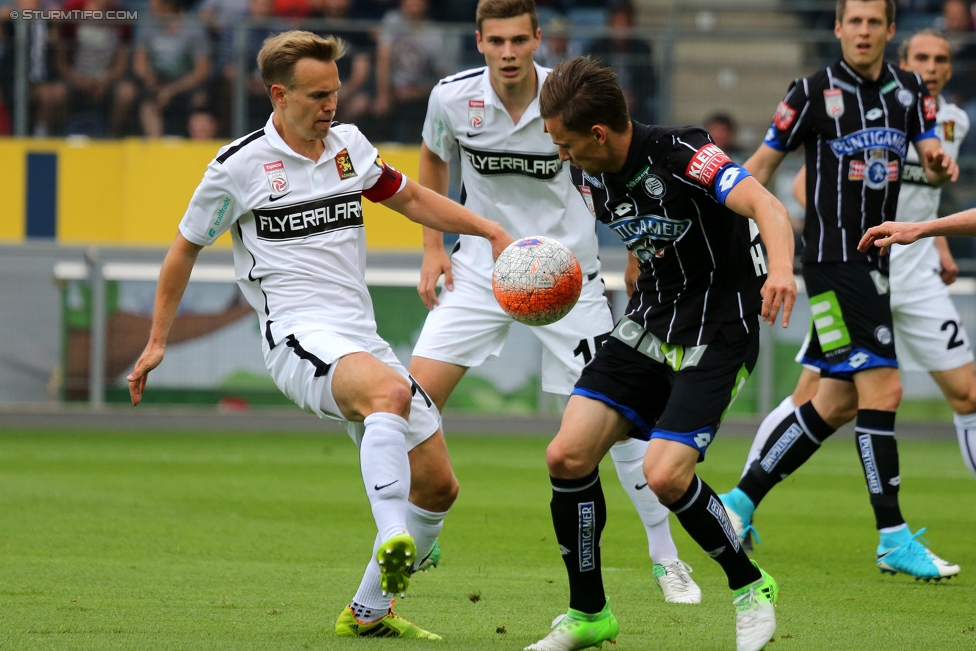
[257, 30, 346, 98]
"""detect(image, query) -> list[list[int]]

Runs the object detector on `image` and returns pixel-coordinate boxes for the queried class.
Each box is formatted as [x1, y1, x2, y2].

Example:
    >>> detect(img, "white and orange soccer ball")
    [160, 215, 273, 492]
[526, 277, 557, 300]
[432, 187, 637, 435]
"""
[492, 236, 583, 327]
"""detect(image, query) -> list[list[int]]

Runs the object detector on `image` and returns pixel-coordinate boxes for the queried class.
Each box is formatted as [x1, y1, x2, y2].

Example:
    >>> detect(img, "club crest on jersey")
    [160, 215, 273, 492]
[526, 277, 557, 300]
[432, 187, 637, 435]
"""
[578, 185, 596, 215]
[897, 88, 914, 108]
[773, 101, 797, 130]
[848, 150, 898, 190]
[944, 120, 955, 142]
[468, 100, 485, 129]
[263, 160, 289, 193]
[334, 148, 357, 180]
[685, 143, 732, 186]
[824, 88, 845, 119]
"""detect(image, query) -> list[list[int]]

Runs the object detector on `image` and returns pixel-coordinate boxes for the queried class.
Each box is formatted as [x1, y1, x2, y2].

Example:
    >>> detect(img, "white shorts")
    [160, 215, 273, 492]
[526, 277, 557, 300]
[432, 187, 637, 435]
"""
[264, 329, 441, 451]
[412, 271, 615, 395]
[890, 284, 974, 372]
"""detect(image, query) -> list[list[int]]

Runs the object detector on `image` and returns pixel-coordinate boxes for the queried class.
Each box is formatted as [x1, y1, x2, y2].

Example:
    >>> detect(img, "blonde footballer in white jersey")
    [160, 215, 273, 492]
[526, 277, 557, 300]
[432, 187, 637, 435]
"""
[407, 0, 701, 604]
[125, 31, 514, 640]
[743, 30, 976, 492]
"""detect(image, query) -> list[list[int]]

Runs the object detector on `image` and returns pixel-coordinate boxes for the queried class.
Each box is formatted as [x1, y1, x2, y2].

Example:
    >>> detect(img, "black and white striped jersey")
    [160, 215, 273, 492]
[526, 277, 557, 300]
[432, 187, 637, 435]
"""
[571, 123, 766, 346]
[764, 59, 937, 268]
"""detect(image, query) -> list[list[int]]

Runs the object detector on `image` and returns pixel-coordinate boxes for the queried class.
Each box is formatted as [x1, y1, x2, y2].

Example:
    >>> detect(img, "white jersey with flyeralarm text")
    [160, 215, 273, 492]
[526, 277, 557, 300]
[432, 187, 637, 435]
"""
[179, 115, 441, 446]
[415, 64, 612, 394]
[179, 116, 407, 346]
[421, 63, 600, 280]
[889, 96, 969, 293]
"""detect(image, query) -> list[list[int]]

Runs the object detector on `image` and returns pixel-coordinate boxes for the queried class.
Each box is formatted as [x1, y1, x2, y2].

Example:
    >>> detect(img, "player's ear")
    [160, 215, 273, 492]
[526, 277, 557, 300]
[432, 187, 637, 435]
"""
[886, 21, 895, 42]
[534, 28, 542, 49]
[591, 124, 607, 144]
[270, 83, 287, 107]
[833, 20, 842, 39]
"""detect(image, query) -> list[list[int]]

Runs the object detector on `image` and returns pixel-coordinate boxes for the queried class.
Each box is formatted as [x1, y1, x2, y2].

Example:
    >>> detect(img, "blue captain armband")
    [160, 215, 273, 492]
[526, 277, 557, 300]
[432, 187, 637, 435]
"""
[713, 164, 751, 205]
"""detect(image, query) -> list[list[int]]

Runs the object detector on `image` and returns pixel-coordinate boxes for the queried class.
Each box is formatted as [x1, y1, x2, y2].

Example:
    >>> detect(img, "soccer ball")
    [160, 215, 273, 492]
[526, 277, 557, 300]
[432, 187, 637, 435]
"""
[492, 236, 583, 327]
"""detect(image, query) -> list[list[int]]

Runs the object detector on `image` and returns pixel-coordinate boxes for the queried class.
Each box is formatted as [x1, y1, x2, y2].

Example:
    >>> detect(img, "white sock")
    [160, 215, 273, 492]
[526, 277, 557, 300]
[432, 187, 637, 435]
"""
[407, 503, 447, 570]
[360, 412, 411, 541]
[953, 412, 976, 479]
[609, 438, 678, 563]
[743, 396, 796, 479]
[351, 534, 390, 622]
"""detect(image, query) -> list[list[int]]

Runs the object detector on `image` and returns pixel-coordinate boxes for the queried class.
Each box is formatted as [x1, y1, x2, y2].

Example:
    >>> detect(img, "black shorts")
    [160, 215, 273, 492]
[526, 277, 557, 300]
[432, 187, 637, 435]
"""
[573, 321, 759, 460]
[799, 262, 897, 380]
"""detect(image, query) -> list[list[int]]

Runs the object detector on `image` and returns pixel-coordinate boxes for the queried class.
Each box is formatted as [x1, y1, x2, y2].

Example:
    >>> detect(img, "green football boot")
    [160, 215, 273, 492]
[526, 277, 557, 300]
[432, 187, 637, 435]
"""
[377, 533, 416, 597]
[335, 605, 442, 640]
[415, 539, 441, 573]
[732, 561, 778, 651]
[524, 602, 619, 651]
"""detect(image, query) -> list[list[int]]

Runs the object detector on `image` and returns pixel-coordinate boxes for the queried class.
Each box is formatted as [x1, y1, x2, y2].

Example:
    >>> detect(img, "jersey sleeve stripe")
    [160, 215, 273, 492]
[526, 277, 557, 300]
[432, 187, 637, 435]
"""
[216, 130, 267, 164]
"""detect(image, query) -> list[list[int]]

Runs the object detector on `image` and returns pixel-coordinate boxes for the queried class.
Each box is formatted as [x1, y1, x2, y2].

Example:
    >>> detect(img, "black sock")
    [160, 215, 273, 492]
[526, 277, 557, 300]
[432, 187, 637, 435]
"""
[550, 469, 607, 614]
[739, 401, 836, 506]
[667, 475, 761, 590]
[855, 409, 904, 529]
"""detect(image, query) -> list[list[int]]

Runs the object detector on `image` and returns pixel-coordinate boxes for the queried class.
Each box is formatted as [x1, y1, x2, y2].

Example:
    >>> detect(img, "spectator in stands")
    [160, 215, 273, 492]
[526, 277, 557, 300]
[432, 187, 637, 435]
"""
[222, 0, 278, 133]
[352, 0, 398, 20]
[1, 0, 61, 135]
[703, 112, 745, 161]
[536, 16, 569, 68]
[133, 0, 211, 137]
[586, 1, 655, 123]
[375, 0, 454, 142]
[318, 0, 373, 125]
[55, 0, 135, 137]
[188, 108, 219, 138]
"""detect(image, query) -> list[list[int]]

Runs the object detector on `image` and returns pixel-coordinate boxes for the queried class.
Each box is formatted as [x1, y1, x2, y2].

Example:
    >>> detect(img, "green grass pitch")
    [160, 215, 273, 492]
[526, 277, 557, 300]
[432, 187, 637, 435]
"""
[0, 429, 974, 650]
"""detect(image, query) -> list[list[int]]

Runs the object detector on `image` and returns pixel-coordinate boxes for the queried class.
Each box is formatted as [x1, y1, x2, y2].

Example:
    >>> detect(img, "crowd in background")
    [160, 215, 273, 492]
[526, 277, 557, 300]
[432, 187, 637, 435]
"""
[0, 0, 973, 150]
[0, 0, 653, 140]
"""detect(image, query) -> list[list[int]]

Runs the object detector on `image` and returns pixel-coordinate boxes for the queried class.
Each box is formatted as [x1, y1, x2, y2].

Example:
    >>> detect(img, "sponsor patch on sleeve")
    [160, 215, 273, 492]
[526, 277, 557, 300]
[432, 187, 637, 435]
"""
[685, 143, 733, 187]
[578, 185, 596, 216]
[772, 101, 797, 131]
[923, 95, 937, 121]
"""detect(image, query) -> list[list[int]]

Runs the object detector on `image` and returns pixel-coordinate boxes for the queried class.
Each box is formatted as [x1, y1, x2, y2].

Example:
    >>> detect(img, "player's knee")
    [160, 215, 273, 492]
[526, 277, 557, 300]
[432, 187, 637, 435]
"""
[369, 377, 413, 419]
[545, 438, 592, 479]
[948, 383, 976, 415]
[644, 463, 690, 505]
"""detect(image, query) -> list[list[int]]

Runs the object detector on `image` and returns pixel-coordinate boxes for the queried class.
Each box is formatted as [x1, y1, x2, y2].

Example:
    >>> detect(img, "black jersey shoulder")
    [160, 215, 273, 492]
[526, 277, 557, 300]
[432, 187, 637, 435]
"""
[888, 64, 925, 91]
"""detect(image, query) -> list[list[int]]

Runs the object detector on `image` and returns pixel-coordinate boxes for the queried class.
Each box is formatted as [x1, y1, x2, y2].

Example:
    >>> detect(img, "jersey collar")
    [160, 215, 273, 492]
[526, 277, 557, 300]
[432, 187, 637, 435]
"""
[608, 120, 651, 184]
[480, 61, 546, 129]
[263, 114, 347, 165]
[836, 58, 893, 87]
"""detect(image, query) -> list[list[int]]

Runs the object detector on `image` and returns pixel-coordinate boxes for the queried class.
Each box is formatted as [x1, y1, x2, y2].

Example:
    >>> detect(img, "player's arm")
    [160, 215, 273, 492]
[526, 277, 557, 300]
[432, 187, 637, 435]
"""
[724, 176, 796, 328]
[859, 208, 976, 253]
[382, 179, 513, 259]
[127, 233, 203, 406]
[914, 137, 959, 186]
[417, 142, 454, 308]
[934, 236, 958, 285]
[743, 144, 788, 187]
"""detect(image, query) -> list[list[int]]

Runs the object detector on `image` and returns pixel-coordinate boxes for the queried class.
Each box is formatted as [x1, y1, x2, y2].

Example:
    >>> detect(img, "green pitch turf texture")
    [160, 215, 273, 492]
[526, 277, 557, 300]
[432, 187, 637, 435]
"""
[1, 430, 974, 650]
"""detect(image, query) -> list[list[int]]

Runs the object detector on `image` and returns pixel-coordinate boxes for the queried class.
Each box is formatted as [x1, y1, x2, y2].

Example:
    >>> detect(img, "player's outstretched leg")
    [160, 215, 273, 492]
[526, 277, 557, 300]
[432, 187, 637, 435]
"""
[955, 412, 976, 480]
[722, 400, 838, 544]
[609, 438, 701, 604]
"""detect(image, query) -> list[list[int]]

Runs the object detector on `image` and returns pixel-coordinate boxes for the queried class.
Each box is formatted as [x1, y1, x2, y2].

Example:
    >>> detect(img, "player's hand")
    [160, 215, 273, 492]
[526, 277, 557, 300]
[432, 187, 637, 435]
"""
[127, 343, 165, 406]
[925, 148, 959, 183]
[418, 244, 454, 309]
[857, 222, 923, 256]
[939, 250, 959, 285]
[761, 266, 796, 328]
[624, 253, 639, 299]
[488, 227, 515, 262]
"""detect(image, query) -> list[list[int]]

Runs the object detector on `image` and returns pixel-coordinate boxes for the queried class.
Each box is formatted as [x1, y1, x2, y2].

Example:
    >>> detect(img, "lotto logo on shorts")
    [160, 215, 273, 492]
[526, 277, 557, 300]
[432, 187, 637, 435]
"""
[761, 423, 803, 473]
[685, 144, 732, 187]
[578, 502, 596, 571]
[706, 496, 741, 552]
